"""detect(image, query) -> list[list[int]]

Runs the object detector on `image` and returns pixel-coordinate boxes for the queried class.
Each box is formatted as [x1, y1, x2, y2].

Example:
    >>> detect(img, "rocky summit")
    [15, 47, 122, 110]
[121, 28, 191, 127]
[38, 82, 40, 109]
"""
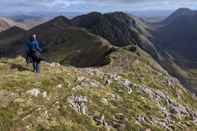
[0, 48, 196, 131]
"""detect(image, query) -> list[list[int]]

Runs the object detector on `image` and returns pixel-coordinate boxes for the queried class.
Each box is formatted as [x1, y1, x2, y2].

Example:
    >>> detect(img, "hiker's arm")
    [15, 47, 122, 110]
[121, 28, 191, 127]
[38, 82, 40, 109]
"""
[35, 41, 42, 52]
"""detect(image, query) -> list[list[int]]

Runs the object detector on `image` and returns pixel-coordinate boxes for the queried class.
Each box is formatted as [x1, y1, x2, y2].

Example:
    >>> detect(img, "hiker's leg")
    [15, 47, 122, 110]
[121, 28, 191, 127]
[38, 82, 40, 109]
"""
[33, 63, 36, 72]
[36, 63, 40, 73]
[26, 53, 30, 64]
[32, 60, 36, 72]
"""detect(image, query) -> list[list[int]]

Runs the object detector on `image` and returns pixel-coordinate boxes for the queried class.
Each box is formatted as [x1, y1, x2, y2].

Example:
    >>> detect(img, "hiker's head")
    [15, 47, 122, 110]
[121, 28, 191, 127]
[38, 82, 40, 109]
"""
[32, 34, 37, 40]
[29, 34, 37, 42]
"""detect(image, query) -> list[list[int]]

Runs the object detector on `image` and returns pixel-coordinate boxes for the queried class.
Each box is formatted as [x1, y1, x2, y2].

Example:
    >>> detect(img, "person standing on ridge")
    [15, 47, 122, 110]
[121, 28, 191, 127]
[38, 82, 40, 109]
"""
[25, 34, 43, 73]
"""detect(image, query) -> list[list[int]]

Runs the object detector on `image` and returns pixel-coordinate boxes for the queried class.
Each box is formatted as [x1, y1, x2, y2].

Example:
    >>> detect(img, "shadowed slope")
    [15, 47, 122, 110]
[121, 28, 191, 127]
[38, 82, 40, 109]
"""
[0, 26, 26, 57]
[152, 8, 197, 95]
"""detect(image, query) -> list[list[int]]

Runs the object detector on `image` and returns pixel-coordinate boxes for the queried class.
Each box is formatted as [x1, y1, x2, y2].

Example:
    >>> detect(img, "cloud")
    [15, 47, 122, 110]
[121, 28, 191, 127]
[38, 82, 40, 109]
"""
[0, 0, 197, 15]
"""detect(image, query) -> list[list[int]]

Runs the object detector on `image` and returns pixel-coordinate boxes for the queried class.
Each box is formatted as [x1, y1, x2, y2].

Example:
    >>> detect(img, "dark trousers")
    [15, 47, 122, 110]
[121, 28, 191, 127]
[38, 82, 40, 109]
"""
[32, 60, 40, 73]
[32, 58, 40, 73]
[27, 50, 42, 73]
[26, 51, 32, 64]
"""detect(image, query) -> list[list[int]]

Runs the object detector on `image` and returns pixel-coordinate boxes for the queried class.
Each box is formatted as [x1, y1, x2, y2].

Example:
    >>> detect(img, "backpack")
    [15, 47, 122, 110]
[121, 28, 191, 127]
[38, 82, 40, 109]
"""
[31, 49, 42, 63]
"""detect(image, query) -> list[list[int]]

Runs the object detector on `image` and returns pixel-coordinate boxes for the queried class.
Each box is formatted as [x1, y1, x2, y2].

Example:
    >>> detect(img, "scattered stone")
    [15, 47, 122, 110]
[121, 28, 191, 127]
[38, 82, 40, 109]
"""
[111, 94, 122, 101]
[67, 96, 88, 114]
[187, 108, 197, 121]
[26, 88, 48, 98]
[105, 79, 113, 85]
[169, 103, 188, 119]
[26, 88, 41, 97]
[120, 79, 133, 94]
[77, 76, 86, 82]
[94, 115, 106, 126]
[50, 62, 61, 67]
[111, 74, 121, 81]
[93, 114, 112, 131]
[101, 98, 109, 105]
[78, 77, 102, 89]
[138, 85, 169, 105]
[145, 129, 151, 131]
[72, 85, 82, 91]
[167, 77, 180, 87]
[81, 68, 102, 77]
[138, 85, 197, 125]
[57, 84, 63, 88]
[136, 116, 146, 124]
[42, 91, 47, 98]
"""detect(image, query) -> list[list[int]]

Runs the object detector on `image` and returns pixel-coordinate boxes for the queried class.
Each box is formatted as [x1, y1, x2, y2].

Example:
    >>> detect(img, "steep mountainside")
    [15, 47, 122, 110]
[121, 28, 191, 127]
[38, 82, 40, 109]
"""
[0, 16, 114, 67]
[155, 8, 197, 61]
[72, 12, 158, 58]
[0, 48, 197, 131]
[152, 8, 197, 95]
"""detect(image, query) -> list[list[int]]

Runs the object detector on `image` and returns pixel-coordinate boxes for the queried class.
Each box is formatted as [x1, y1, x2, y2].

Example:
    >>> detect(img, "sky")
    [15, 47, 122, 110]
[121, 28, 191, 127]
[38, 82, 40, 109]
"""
[0, 0, 197, 15]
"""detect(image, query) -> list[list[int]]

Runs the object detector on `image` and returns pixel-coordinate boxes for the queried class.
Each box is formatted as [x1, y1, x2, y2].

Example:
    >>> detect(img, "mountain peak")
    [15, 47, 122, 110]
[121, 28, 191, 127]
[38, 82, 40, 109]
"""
[87, 12, 103, 16]
[50, 16, 71, 25]
[174, 8, 193, 14]
[53, 16, 69, 21]
[162, 8, 196, 25]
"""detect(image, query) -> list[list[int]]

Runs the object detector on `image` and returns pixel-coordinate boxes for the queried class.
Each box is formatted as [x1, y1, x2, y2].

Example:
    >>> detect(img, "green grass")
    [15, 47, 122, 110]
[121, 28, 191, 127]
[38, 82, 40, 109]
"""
[0, 49, 196, 131]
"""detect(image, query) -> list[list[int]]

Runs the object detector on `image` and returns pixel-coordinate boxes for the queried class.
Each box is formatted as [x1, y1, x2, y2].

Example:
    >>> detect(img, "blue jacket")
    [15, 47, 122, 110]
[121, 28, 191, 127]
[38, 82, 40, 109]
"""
[26, 40, 42, 53]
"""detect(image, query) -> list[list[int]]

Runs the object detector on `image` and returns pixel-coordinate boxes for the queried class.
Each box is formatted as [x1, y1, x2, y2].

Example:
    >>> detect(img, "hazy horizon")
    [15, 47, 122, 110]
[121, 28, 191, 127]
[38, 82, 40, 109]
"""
[0, 0, 197, 17]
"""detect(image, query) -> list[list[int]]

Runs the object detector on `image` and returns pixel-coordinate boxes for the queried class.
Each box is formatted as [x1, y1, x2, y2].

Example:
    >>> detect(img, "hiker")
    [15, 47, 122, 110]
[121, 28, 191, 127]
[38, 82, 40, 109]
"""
[25, 34, 42, 73]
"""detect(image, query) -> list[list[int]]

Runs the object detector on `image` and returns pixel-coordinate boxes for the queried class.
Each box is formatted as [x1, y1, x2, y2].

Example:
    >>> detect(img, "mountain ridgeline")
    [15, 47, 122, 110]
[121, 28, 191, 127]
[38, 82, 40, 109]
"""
[0, 12, 157, 67]
[72, 12, 158, 57]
